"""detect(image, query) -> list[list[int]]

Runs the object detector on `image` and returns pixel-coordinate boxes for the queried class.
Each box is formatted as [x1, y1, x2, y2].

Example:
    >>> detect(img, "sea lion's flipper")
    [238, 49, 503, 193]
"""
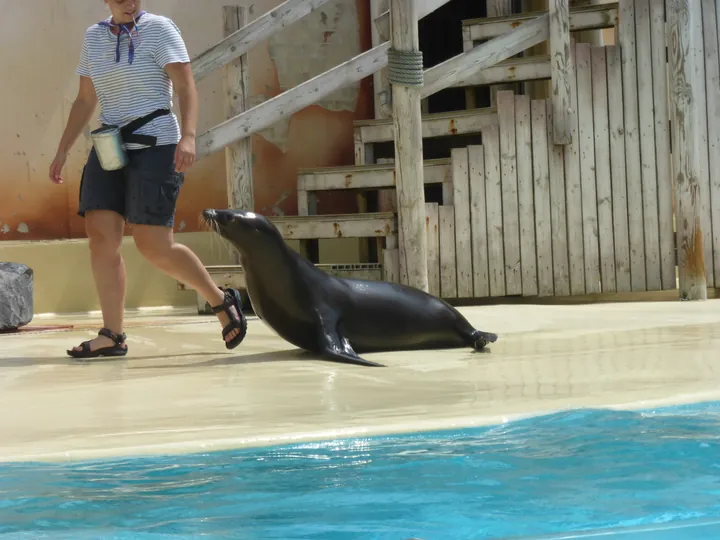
[321, 343, 386, 367]
[471, 330, 498, 350]
[454, 318, 499, 351]
[315, 307, 386, 367]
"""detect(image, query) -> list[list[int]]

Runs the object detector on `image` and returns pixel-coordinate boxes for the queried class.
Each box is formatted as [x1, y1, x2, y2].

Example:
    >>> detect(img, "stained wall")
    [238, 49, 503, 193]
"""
[0, 0, 373, 242]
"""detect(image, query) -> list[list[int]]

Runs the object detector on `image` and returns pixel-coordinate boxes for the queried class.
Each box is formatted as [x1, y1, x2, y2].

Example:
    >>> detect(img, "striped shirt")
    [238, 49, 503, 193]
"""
[77, 12, 191, 149]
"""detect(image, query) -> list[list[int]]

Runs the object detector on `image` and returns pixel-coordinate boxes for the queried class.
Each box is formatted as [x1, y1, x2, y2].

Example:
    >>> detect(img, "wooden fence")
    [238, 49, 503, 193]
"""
[425, 0, 720, 299]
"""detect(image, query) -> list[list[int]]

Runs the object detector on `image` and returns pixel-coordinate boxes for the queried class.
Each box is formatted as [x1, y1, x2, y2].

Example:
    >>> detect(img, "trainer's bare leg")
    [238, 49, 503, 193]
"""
[132, 223, 242, 343]
[71, 209, 128, 353]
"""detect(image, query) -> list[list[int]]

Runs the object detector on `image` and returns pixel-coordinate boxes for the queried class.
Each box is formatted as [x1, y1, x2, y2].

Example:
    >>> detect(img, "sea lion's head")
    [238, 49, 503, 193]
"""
[202, 209, 284, 256]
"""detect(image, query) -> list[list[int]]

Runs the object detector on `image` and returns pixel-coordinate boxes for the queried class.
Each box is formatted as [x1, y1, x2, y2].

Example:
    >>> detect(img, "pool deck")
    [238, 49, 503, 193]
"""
[2, 299, 720, 463]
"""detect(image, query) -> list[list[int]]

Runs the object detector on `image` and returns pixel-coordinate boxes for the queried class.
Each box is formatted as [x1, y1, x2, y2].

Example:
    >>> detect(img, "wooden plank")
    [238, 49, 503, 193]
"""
[223, 6, 253, 223]
[421, 14, 550, 99]
[451, 148, 473, 297]
[550, 0, 572, 145]
[383, 248, 400, 283]
[485, 0, 516, 109]
[371, 0, 391, 119]
[297, 159, 450, 191]
[463, 24, 478, 110]
[668, 0, 708, 299]
[464, 2, 619, 41]
[531, 99, 554, 296]
[634, 0, 661, 290]
[708, 0, 720, 286]
[390, 0, 428, 292]
[591, 45, 616, 293]
[271, 212, 396, 239]
[197, 43, 390, 159]
[619, 0, 647, 291]
[576, 43, 600, 294]
[515, 94, 538, 296]
[468, 145, 490, 298]
[192, 0, 334, 81]
[606, 44, 632, 293]
[652, 0, 676, 290]
[547, 98, 570, 295]
[355, 107, 498, 144]
[426, 202, 441, 297]
[497, 91, 522, 295]
[452, 56, 552, 88]
[484, 124, 506, 297]
[563, 41, 585, 294]
[439, 205, 458, 298]
[487, 0, 513, 17]
[691, 0, 714, 289]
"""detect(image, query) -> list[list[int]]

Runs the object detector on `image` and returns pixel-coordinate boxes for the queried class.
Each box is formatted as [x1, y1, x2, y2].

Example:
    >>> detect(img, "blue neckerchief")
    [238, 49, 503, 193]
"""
[98, 10, 146, 64]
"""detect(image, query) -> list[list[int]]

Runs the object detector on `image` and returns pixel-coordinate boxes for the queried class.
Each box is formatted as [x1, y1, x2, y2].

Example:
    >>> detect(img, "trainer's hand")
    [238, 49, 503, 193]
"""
[175, 135, 196, 173]
[49, 151, 68, 184]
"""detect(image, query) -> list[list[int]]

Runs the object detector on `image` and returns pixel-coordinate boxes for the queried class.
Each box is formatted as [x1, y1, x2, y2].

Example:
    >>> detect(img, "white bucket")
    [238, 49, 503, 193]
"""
[91, 125, 129, 171]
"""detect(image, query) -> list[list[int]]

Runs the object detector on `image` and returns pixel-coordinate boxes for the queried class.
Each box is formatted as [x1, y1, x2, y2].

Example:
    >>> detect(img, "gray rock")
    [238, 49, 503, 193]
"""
[0, 262, 34, 330]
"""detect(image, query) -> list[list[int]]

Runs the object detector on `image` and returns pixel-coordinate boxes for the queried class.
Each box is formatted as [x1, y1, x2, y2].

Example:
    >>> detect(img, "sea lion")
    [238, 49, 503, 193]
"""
[202, 209, 498, 367]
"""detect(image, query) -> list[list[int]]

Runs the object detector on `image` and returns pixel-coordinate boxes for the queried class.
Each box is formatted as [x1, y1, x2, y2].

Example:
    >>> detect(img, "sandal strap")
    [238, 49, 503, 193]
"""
[98, 327, 127, 345]
[210, 288, 236, 314]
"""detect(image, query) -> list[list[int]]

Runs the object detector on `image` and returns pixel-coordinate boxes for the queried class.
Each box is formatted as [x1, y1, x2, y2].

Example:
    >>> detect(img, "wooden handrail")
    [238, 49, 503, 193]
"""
[191, 0, 334, 81]
[196, 12, 550, 159]
[197, 43, 391, 158]
[421, 13, 549, 98]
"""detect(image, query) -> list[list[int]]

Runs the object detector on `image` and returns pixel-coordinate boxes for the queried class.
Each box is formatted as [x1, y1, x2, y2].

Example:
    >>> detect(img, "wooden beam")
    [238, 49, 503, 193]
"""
[421, 13, 550, 98]
[355, 108, 497, 143]
[196, 42, 390, 159]
[222, 6, 253, 217]
[550, 0, 572, 145]
[450, 56, 551, 87]
[667, 0, 707, 300]
[191, 0, 334, 81]
[271, 212, 397, 239]
[463, 2, 618, 42]
[389, 0, 428, 291]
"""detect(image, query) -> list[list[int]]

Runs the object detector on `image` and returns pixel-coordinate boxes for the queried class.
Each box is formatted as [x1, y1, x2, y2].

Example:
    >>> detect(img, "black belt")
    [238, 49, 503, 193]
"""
[120, 108, 171, 147]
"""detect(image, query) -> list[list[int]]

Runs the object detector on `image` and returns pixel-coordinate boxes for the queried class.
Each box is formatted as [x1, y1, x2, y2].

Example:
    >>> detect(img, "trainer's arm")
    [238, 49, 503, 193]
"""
[56, 76, 98, 156]
[49, 76, 97, 183]
[165, 62, 198, 172]
[165, 62, 198, 141]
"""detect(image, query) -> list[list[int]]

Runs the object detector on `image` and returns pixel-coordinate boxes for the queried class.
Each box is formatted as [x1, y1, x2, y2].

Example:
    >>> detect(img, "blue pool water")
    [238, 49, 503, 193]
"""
[2, 402, 720, 539]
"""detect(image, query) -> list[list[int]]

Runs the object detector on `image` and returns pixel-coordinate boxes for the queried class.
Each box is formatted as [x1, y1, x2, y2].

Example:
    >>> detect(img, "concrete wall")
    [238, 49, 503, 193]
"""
[0, 0, 373, 242]
[0, 0, 371, 315]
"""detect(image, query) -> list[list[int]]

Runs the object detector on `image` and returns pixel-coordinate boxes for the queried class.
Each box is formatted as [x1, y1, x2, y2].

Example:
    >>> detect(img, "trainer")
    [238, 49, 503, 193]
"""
[49, 0, 246, 358]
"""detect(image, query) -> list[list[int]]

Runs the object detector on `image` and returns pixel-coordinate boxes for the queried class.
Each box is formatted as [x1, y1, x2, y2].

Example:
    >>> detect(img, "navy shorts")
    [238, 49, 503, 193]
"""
[78, 143, 184, 228]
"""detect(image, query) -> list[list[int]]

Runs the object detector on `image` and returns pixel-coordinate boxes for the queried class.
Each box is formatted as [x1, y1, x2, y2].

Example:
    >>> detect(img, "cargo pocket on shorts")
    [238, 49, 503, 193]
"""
[152, 172, 184, 220]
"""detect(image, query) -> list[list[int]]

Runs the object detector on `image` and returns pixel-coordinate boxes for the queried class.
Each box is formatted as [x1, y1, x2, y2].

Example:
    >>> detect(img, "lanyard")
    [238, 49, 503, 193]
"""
[98, 10, 146, 65]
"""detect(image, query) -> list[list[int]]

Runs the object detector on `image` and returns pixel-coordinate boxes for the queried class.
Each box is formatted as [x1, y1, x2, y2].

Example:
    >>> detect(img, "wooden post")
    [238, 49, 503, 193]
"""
[485, 0, 517, 108]
[550, 0, 572, 145]
[389, 0, 428, 291]
[667, 0, 707, 300]
[223, 6, 253, 214]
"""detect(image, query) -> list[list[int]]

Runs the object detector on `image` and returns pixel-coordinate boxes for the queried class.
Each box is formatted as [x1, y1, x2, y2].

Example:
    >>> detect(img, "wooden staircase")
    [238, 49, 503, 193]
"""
[186, 1, 622, 309]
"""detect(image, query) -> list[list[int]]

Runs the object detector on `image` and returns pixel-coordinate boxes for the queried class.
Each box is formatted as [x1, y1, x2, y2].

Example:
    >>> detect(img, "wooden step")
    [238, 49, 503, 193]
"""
[449, 55, 550, 89]
[353, 107, 497, 145]
[297, 159, 450, 215]
[269, 212, 397, 239]
[462, 2, 618, 43]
